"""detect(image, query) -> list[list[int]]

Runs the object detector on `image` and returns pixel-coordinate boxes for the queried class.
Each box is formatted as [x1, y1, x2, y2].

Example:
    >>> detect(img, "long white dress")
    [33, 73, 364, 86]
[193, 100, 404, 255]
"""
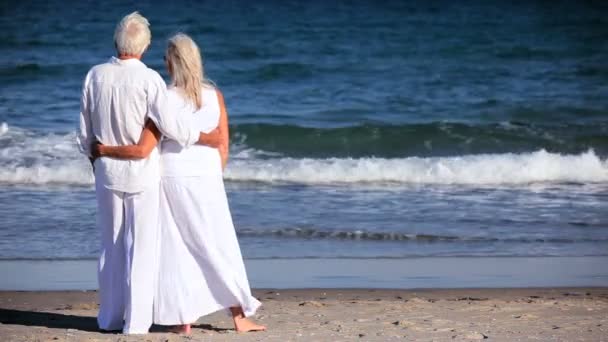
[153, 86, 261, 325]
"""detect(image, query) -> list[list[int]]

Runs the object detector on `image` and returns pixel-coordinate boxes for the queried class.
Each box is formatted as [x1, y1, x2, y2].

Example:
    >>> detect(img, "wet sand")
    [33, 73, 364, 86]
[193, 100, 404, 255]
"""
[1, 288, 607, 341]
[3, 257, 608, 290]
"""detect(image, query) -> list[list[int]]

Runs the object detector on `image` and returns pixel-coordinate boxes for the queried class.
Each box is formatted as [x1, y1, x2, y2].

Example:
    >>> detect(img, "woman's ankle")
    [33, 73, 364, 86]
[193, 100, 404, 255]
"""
[230, 306, 245, 319]
[168, 324, 191, 334]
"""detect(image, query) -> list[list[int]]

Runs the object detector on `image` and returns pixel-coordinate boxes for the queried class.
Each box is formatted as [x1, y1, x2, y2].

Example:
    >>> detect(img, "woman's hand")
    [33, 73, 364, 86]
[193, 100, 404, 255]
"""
[90, 141, 104, 160]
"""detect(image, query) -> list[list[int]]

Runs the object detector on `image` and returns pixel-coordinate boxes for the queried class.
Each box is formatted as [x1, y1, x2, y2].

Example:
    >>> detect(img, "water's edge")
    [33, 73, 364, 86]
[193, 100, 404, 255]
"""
[2, 257, 607, 291]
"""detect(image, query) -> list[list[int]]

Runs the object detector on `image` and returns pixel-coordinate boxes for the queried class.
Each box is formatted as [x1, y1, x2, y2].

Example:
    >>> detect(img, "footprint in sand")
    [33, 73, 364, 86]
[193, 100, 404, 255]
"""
[513, 313, 538, 319]
[407, 297, 429, 305]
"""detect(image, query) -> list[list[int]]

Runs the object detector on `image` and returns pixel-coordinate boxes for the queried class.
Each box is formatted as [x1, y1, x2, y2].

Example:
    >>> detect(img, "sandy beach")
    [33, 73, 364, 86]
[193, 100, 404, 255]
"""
[1, 288, 606, 341]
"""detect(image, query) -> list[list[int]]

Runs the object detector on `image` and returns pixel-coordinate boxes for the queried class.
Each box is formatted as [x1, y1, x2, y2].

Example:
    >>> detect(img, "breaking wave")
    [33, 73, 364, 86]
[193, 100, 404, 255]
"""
[1, 123, 606, 186]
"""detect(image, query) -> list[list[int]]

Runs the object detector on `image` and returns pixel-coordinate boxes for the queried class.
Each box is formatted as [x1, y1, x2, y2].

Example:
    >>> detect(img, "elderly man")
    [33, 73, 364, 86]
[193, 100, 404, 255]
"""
[77, 12, 218, 334]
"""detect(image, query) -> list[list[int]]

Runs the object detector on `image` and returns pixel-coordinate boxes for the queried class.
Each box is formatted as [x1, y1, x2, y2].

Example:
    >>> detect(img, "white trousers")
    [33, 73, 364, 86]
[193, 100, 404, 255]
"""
[95, 180, 159, 334]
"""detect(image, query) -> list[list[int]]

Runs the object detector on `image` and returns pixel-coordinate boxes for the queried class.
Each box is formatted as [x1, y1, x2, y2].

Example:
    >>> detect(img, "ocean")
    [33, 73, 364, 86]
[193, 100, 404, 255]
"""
[0, 1, 607, 273]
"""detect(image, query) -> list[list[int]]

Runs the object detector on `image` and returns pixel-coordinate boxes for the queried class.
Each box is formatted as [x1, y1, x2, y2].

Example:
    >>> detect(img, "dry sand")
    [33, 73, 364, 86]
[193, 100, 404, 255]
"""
[1, 288, 607, 341]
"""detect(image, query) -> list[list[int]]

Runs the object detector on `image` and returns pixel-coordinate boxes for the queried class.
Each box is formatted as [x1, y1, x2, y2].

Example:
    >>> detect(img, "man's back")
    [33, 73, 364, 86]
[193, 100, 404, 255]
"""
[79, 57, 163, 193]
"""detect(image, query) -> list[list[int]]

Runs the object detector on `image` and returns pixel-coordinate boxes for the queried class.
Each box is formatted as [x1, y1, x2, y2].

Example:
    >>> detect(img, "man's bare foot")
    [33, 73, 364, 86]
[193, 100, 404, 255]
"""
[168, 324, 191, 334]
[230, 306, 266, 333]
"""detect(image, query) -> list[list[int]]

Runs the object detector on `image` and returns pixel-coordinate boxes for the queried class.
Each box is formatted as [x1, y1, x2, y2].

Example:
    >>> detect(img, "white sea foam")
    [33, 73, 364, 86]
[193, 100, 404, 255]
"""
[0, 123, 92, 186]
[0, 122, 9, 135]
[225, 150, 608, 185]
[1, 123, 606, 186]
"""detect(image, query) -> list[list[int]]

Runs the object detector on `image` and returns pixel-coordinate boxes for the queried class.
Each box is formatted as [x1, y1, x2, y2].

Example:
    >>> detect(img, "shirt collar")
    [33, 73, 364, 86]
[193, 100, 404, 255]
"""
[109, 56, 146, 67]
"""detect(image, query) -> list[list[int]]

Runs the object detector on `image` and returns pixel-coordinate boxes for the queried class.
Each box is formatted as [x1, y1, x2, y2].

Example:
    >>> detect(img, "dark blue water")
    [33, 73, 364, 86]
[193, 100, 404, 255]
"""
[0, 0, 607, 261]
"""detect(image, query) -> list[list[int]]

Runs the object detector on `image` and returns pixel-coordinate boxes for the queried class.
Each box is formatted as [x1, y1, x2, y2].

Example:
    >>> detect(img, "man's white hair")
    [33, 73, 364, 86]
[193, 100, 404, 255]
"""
[114, 12, 151, 56]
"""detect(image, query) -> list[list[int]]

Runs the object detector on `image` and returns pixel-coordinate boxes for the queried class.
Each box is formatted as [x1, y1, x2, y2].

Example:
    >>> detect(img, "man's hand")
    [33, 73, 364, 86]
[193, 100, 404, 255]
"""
[197, 127, 221, 148]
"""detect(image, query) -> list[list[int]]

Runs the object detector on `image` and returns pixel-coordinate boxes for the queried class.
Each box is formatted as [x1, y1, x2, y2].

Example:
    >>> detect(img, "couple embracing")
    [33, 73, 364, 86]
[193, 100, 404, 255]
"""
[77, 12, 265, 335]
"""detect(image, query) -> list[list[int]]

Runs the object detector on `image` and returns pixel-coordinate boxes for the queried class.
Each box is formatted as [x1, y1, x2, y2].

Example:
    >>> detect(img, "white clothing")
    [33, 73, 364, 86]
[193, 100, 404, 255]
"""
[154, 87, 261, 324]
[79, 57, 201, 334]
[95, 174, 160, 334]
[160, 87, 222, 178]
[78, 57, 200, 193]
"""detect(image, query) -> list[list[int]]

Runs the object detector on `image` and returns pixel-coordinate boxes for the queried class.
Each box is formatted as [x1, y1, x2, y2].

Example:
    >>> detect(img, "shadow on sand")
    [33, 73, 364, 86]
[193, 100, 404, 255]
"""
[0, 309, 100, 333]
[0, 309, 232, 334]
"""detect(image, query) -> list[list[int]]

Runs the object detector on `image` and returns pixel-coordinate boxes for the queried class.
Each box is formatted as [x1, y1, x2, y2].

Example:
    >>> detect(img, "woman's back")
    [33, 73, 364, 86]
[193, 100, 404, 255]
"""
[161, 86, 222, 177]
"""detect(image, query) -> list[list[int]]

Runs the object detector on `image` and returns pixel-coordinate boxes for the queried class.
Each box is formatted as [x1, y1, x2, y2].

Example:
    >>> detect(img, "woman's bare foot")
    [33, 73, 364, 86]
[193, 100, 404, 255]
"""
[234, 317, 266, 333]
[168, 324, 191, 334]
[230, 307, 266, 333]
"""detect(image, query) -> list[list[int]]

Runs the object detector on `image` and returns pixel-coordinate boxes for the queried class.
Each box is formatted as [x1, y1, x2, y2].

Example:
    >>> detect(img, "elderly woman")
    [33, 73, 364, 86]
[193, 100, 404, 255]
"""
[93, 33, 264, 334]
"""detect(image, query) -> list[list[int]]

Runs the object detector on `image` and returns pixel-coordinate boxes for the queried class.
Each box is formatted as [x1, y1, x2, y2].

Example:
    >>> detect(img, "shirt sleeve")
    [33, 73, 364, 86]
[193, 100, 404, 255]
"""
[146, 73, 199, 147]
[76, 72, 92, 157]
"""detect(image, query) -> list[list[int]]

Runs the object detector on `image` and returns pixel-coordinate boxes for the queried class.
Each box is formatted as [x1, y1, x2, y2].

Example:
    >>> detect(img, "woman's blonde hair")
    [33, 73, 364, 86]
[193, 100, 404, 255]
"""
[165, 33, 211, 109]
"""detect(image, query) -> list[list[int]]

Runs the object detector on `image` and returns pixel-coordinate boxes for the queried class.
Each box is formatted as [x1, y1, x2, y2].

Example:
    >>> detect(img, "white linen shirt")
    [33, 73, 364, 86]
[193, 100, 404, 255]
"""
[77, 57, 199, 193]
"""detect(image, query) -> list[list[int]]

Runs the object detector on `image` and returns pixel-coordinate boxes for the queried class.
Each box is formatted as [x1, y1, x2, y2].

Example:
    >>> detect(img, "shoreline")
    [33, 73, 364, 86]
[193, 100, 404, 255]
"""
[2, 256, 607, 291]
[1, 288, 607, 341]
[3, 257, 605, 340]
